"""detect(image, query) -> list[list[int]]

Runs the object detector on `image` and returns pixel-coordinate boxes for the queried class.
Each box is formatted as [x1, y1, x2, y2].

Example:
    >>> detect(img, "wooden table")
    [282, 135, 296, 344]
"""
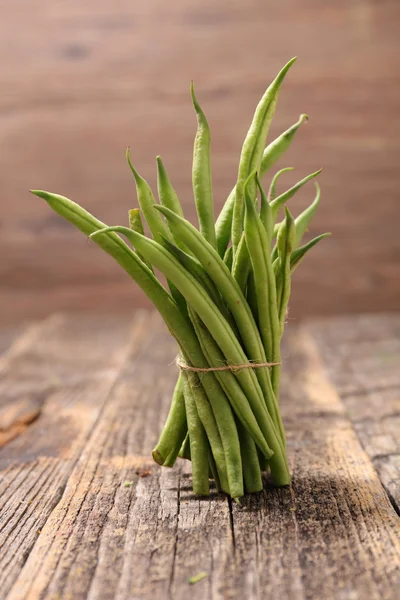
[1, 312, 399, 599]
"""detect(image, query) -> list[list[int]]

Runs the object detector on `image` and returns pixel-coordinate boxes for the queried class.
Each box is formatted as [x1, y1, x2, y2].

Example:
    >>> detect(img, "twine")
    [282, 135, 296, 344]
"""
[176, 357, 281, 373]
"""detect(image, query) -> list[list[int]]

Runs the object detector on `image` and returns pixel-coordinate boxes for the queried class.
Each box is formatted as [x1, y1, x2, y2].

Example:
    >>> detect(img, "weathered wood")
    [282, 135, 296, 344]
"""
[0, 312, 399, 600]
[308, 313, 400, 511]
[0, 312, 148, 596]
[1, 1, 400, 325]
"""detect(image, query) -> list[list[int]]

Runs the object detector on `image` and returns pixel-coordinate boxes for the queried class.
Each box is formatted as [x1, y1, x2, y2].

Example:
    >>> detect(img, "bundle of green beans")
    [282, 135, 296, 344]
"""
[31, 58, 330, 500]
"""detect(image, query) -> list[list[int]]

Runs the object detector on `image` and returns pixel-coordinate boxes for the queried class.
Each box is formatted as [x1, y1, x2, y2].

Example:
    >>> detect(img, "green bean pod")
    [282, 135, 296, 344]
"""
[208, 450, 221, 492]
[268, 167, 294, 202]
[156, 156, 193, 256]
[270, 168, 322, 221]
[260, 113, 308, 174]
[178, 432, 191, 460]
[126, 150, 173, 244]
[152, 373, 187, 466]
[243, 172, 284, 432]
[189, 308, 249, 499]
[156, 156, 185, 218]
[276, 208, 296, 338]
[215, 113, 308, 258]
[215, 188, 235, 257]
[231, 233, 250, 293]
[182, 372, 210, 496]
[232, 172, 275, 294]
[246, 270, 258, 324]
[191, 82, 216, 249]
[128, 208, 154, 272]
[290, 232, 331, 272]
[258, 173, 274, 242]
[223, 245, 233, 271]
[236, 419, 263, 494]
[232, 58, 297, 253]
[180, 358, 229, 493]
[294, 182, 321, 248]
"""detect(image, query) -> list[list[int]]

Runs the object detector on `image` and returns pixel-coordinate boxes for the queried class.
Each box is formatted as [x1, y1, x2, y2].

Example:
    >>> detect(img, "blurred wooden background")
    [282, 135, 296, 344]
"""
[1, 0, 399, 326]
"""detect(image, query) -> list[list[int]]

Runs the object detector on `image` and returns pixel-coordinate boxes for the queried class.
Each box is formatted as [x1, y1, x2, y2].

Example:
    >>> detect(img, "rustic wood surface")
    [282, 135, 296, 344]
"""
[0, 311, 399, 600]
[1, 0, 400, 325]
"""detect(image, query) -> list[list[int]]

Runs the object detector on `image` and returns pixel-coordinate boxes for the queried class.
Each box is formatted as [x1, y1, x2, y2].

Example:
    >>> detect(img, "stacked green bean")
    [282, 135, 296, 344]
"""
[31, 58, 330, 500]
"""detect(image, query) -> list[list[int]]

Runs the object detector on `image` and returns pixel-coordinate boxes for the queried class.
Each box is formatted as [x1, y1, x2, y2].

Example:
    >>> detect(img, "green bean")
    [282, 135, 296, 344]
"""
[180, 359, 229, 493]
[232, 58, 297, 254]
[126, 151, 190, 315]
[190, 310, 271, 460]
[231, 172, 275, 295]
[156, 156, 193, 256]
[208, 450, 221, 492]
[156, 156, 185, 218]
[128, 208, 154, 272]
[290, 232, 331, 272]
[243, 172, 284, 433]
[190, 82, 216, 249]
[154, 206, 281, 426]
[91, 224, 290, 483]
[223, 246, 233, 271]
[163, 449, 178, 468]
[128, 207, 145, 234]
[267, 167, 294, 202]
[246, 270, 258, 324]
[231, 233, 250, 293]
[270, 168, 323, 221]
[152, 373, 187, 466]
[232, 172, 274, 292]
[260, 113, 308, 174]
[182, 372, 210, 495]
[189, 308, 245, 498]
[178, 432, 191, 460]
[215, 113, 308, 258]
[236, 419, 263, 493]
[215, 189, 235, 257]
[276, 208, 296, 341]
[270, 182, 321, 251]
[126, 149, 173, 244]
[258, 172, 274, 243]
[294, 182, 321, 248]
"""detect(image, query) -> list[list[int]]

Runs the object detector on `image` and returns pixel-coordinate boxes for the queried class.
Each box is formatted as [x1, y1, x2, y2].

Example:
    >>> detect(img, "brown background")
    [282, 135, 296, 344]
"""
[1, 0, 399, 326]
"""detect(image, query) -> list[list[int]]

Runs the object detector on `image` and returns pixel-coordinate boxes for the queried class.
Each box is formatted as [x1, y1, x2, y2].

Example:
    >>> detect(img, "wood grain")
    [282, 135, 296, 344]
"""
[307, 313, 400, 513]
[1, 0, 399, 324]
[0, 312, 148, 596]
[0, 312, 399, 599]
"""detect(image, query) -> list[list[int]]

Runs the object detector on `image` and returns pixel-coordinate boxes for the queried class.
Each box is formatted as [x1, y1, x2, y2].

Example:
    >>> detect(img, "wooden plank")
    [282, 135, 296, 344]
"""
[0, 311, 147, 597]
[1, 1, 400, 325]
[307, 314, 400, 511]
[224, 329, 400, 600]
[1, 313, 399, 600]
